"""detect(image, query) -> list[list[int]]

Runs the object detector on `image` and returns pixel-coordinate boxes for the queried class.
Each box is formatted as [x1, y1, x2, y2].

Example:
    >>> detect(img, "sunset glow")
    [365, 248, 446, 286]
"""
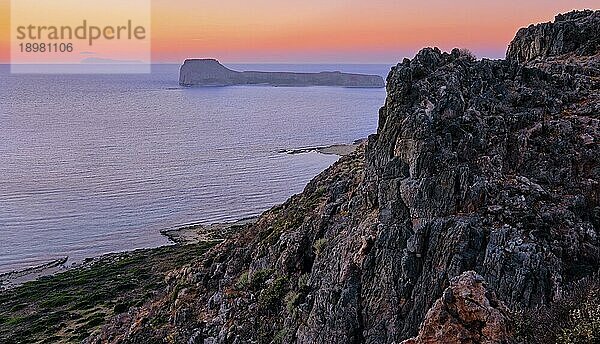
[1, 0, 597, 63]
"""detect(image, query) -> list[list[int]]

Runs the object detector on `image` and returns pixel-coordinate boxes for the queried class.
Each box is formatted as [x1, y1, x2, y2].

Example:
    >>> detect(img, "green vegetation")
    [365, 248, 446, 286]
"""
[558, 301, 600, 344]
[251, 268, 275, 289]
[234, 268, 277, 292]
[307, 186, 327, 205]
[313, 238, 328, 255]
[261, 207, 306, 246]
[284, 291, 300, 314]
[258, 276, 288, 312]
[235, 271, 250, 290]
[272, 328, 289, 344]
[258, 183, 329, 247]
[513, 274, 600, 344]
[0, 243, 213, 344]
[297, 273, 310, 290]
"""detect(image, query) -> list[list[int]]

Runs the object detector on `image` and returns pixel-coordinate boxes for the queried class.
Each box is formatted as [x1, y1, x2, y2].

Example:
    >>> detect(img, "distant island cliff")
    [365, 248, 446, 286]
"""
[178, 59, 385, 87]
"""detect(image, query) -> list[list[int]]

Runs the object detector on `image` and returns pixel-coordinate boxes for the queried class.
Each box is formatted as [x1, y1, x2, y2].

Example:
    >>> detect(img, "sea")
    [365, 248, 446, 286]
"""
[0, 63, 390, 274]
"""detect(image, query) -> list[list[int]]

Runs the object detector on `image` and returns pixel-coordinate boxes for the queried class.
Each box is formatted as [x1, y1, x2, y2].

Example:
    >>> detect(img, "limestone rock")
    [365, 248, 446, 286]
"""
[401, 271, 511, 344]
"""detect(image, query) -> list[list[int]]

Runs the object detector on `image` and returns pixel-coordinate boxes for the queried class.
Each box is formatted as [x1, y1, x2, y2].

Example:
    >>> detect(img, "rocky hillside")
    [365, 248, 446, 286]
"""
[89, 10, 599, 343]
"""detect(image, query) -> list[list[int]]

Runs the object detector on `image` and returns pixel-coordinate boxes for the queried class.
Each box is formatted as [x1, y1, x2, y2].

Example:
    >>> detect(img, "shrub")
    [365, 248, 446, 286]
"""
[313, 238, 328, 255]
[513, 273, 600, 344]
[272, 328, 288, 344]
[297, 273, 310, 291]
[250, 268, 274, 290]
[284, 291, 300, 313]
[557, 301, 600, 344]
[458, 48, 476, 61]
[258, 276, 288, 312]
[235, 271, 250, 290]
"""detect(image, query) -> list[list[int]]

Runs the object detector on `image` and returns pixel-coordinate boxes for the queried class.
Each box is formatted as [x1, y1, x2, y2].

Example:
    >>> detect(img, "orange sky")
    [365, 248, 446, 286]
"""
[1, 0, 598, 63]
[0, 0, 7, 62]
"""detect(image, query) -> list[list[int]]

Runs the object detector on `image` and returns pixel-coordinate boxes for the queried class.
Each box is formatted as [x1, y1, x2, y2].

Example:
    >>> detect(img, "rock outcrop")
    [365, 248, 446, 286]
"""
[507, 10, 599, 63]
[90, 10, 599, 344]
[401, 271, 511, 344]
[179, 59, 385, 87]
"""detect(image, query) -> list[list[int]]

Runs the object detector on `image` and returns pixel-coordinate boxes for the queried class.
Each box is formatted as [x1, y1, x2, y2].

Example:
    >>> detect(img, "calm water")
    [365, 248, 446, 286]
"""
[0, 64, 389, 273]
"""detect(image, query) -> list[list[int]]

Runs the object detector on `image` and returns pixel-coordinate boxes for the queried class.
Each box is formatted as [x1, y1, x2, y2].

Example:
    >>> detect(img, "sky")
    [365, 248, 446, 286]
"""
[0, 0, 597, 64]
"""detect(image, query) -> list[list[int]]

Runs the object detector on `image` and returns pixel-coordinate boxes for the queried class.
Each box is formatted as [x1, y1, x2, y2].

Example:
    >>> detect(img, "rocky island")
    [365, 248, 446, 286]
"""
[1, 10, 598, 344]
[178, 59, 385, 87]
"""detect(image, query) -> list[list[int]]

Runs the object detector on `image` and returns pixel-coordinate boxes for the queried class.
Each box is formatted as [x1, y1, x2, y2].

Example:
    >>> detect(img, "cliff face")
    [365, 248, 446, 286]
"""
[179, 59, 241, 86]
[179, 59, 385, 88]
[91, 11, 599, 344]
[506, 10, 599, 63]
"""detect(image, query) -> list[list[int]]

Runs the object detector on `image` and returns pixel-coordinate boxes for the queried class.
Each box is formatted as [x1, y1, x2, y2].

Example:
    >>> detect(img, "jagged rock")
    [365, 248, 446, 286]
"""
[89, 10, 599, 344]
[507, 10, 599, 62]
[401, 271, 511, 344]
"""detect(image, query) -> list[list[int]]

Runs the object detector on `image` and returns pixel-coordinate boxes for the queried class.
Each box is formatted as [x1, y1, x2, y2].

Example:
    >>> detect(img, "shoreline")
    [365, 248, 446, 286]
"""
[0, 217, 256, 290]
[160, 216, 258, 245]
[279, 138, 365, 156]
[0, 243, 215, 342]
[0, 139, 358, 290]
[0, 257, 69, 290]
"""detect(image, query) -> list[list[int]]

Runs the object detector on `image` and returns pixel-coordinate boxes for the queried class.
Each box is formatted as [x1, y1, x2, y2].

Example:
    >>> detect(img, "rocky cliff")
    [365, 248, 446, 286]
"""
[506, 10, 599, 63]
[178, 59, 385, 88]
[91, 10, 599, 344]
